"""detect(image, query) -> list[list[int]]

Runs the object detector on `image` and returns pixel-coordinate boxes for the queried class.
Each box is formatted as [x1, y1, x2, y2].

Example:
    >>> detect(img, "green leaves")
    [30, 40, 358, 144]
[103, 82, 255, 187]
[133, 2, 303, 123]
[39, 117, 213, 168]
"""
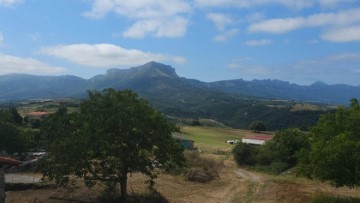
[42, 89, 185, 198]
[297, 98, 360, 187]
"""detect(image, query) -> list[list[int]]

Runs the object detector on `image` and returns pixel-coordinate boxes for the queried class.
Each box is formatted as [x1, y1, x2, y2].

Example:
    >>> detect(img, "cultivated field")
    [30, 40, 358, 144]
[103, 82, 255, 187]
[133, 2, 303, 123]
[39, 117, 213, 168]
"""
[5, 126, 360, 203]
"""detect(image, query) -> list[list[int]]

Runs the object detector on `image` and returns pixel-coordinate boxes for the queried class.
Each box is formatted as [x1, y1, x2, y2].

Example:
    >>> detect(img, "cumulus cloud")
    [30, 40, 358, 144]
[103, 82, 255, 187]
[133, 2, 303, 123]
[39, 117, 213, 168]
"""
[122, 17, 188, 38]
[213, 29, 239, 42]
[245, 39, 272, 46]
[40, 43, 186, 67]
[195, 0, 353, 9]
[322, 26, 360, 42]
[248, 7, 360, 42]
[0, 0, 23, 7]
[0, 54, 67, 75]
[84, 0, 191, 38]
[249, 17, 305, 33]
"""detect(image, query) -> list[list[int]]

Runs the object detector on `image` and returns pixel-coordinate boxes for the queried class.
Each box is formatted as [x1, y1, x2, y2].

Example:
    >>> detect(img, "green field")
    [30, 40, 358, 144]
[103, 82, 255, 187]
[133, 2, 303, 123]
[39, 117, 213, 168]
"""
[181, 126, 273, 151]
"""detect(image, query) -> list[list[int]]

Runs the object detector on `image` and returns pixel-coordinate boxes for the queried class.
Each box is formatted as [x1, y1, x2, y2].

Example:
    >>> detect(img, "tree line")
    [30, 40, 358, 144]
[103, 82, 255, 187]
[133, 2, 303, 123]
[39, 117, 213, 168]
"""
[233, 98, 360, 187]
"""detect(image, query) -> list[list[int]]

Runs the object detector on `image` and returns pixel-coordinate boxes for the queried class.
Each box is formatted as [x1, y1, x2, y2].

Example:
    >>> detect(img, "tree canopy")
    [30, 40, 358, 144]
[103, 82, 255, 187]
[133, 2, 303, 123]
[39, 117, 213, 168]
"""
[0, 108, 25, 154]
[233, 128, 309, 174]
[297, 98, 360, 187]
[42, 89, 185, 201]
[249, 121, 266, 133]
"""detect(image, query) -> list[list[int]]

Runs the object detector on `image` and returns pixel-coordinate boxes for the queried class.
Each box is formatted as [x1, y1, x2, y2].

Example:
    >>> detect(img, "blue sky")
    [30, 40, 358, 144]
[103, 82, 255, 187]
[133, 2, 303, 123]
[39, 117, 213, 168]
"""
[1, 0, 360, 85]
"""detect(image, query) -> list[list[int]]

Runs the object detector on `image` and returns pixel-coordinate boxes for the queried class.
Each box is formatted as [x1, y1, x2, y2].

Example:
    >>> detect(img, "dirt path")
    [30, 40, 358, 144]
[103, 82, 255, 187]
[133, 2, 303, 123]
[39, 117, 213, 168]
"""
[218, 167, 271, 203]
[237, 168, 263, 183]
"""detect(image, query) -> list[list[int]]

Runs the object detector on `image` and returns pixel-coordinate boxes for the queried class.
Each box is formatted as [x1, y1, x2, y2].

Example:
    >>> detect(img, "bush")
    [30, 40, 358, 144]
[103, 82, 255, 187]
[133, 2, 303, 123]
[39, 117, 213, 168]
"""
[184, 151, 223, 183]
[184, 167, 214, 183]
[269, 161, 289, 174]
[232, 142, 257, 166]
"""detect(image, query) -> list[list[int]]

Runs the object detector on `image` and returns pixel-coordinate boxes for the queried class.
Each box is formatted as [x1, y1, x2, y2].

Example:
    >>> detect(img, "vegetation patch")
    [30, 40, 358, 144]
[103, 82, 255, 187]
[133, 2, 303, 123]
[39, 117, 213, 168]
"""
[184, 151, 223, 183]
[311, 193, 360, 203]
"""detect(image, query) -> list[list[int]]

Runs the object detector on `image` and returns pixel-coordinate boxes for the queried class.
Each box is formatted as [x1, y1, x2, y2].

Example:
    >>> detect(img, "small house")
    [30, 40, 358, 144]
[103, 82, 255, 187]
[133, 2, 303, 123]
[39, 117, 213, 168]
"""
[242, 135, 273, 145]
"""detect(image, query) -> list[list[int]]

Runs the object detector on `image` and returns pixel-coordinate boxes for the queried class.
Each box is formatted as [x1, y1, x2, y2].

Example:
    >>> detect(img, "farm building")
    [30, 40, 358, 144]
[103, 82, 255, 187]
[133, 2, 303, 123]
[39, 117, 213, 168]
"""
[242, 135, 273, 145]
[23, 112, 50, 119]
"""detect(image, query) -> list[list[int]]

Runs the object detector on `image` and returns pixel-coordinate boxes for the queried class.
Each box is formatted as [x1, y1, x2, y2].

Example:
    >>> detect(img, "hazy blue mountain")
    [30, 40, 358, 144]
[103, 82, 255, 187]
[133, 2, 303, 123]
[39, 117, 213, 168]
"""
[185, 78, 360, 104]
[0, 74, 87, 100]
[0, 61, 359, 104]
[4, 61, 357, 130]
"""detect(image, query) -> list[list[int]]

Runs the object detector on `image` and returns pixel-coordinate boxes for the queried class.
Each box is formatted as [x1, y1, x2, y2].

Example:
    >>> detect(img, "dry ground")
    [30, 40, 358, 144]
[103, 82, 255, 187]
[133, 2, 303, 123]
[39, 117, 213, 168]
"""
[6, 157, 360, 203]
[5, 126, 360, 202]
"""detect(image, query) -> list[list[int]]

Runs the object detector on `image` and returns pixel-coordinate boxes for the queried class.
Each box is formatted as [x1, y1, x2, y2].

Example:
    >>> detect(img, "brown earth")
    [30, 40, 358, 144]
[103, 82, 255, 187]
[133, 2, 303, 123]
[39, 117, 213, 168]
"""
[5, 155, 360, 203]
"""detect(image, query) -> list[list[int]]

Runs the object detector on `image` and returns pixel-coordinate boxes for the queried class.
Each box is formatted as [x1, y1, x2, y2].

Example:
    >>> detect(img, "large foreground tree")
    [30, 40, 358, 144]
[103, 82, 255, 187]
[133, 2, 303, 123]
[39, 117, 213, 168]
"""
[42, 89, 184, 201]
[297, 98, 360, 187]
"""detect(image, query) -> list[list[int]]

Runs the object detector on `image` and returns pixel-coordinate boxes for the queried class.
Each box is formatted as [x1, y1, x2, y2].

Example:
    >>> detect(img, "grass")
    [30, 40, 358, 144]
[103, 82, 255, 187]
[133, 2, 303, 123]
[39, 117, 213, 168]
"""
[181, 126, 244, 149]
[311, 193, 360, 203]
[291, 103, 325, 111]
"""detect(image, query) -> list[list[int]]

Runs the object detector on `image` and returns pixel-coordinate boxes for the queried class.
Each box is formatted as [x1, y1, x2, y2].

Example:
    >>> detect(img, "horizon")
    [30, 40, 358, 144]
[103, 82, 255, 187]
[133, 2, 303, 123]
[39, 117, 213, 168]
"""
[1, 60, 359, 87]
[1, 1, 360, 86]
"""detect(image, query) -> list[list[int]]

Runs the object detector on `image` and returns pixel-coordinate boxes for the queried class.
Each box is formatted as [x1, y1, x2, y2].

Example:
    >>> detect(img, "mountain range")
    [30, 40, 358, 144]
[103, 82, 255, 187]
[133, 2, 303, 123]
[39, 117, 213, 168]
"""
[3, 61, 357, 130]
[0, 61, 358, 104]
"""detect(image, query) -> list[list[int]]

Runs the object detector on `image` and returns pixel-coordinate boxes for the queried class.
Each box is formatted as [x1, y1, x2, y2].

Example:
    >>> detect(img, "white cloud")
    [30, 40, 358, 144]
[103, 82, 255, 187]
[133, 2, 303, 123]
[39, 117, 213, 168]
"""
[0, 54, 67, 75]
[0, 0, 22, 7]
[307, 8, 360, 27]
[195, 0, 353, 9]
[248, 17, 306, 33]
[40, 43, 186, 67]
[84, 0, 191, 38]
[248, 8, 360, 42]
[206, 13, 233, 31]
[122, 17, 188, 38]
[213, 29, 239, 42]
[245, 39, 272, 46]
[322, 26, 360, 42]
[318, 0, 355, 8]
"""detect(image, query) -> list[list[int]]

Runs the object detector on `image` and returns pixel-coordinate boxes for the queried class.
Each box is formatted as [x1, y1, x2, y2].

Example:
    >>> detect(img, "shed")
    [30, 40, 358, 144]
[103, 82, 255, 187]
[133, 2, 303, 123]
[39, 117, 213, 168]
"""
[242, 135, 273, 145]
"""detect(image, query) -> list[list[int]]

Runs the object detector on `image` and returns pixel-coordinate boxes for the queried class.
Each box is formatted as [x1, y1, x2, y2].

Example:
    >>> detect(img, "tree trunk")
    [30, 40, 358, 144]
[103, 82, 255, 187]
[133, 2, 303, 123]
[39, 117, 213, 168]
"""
[0, 164, 5, 203]
[120, 170, 128, 203]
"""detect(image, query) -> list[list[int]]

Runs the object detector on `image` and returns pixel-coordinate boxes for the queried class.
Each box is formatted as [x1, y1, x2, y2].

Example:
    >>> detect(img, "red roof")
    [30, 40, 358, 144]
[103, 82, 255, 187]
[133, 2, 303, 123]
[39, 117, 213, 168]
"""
[0, 157, 21, 166]
[242, 135, 273, 141]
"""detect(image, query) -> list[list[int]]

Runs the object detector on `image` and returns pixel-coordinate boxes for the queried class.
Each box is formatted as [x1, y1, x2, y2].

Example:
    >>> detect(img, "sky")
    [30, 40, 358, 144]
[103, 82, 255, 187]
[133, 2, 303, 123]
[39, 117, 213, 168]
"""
[0, 0, 360, 86]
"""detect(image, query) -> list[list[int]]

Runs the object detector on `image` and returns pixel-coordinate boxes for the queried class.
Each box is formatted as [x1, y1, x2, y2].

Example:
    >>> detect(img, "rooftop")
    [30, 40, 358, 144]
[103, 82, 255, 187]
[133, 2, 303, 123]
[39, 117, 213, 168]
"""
[0, 157, 21, 166]
[242, 135, 273, 141]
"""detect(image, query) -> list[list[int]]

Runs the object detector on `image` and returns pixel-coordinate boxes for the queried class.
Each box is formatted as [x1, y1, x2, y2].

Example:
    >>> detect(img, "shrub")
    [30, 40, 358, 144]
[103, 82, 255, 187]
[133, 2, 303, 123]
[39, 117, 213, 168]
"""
[184, 151, 223, 183]
[232, 142, 257, 166]
[184, 167, 214, 183]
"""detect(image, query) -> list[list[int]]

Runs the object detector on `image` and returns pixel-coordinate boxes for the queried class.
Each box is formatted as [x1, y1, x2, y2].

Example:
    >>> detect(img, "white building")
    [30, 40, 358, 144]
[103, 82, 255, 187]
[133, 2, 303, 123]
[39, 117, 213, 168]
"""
[242, 135, 273, 145]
